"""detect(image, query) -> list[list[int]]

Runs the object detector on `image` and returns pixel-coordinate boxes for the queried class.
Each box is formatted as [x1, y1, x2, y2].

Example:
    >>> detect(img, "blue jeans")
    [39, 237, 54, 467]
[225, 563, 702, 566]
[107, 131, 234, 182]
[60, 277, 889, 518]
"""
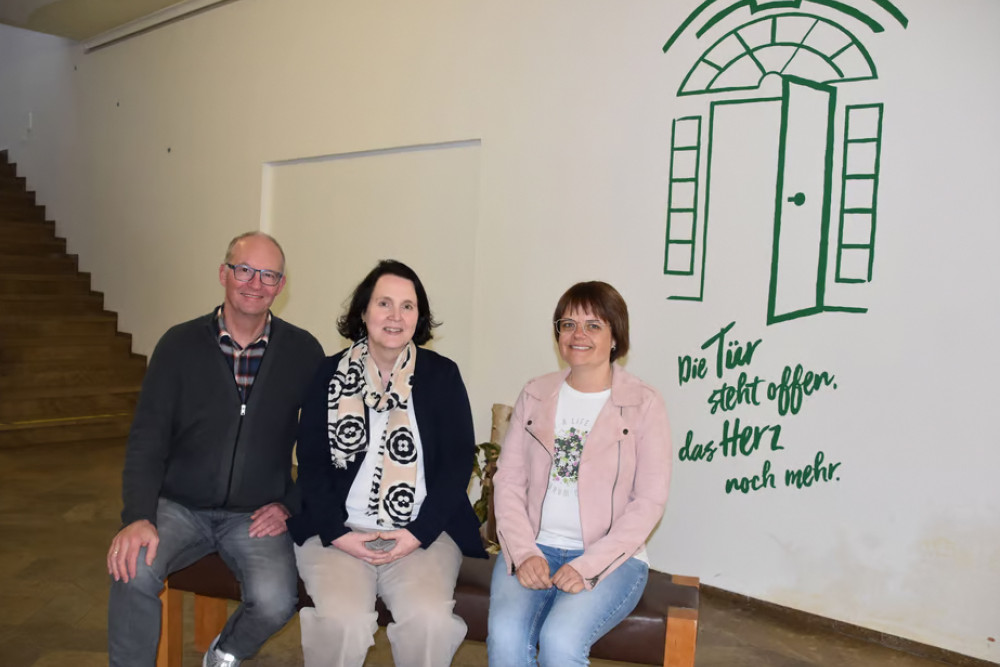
[107, 497, 298, 667]
[487, 544, 649, 666]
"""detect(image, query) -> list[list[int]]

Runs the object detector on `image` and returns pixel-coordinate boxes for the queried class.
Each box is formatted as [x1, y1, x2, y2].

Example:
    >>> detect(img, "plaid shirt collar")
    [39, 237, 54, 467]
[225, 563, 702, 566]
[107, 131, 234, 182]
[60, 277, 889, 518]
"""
[215, 305, 271, 349]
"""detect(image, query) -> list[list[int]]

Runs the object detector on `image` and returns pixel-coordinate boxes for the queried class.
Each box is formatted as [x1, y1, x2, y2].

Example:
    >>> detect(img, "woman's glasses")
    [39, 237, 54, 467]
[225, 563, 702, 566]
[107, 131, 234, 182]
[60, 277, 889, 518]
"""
[554, 319, 606, 335]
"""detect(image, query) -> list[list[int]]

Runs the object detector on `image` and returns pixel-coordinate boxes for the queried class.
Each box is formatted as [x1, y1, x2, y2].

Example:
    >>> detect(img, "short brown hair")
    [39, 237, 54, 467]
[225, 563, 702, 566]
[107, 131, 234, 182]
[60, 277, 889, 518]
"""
[552, 281, 630, 362]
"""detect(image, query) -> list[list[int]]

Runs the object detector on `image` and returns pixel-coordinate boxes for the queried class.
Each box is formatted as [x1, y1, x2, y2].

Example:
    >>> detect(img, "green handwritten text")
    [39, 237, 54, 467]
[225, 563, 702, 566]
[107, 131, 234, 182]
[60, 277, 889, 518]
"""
[679, 429, 717, 462]
[707, 372, 766, 414]
[702, 321, 762, 379]
[784, 451, 841, 489]
[678, 320, 762, 385]
[725, 459, 775, 494]
[766, 364, 837, 415]
[720, 418, 782, 457]
[678, 418, 781, 462]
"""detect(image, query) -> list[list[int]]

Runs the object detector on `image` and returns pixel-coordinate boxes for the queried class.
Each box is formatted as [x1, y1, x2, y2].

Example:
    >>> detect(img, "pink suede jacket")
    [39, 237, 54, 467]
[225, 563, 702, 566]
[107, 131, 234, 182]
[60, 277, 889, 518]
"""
[493, 364, 672, 589]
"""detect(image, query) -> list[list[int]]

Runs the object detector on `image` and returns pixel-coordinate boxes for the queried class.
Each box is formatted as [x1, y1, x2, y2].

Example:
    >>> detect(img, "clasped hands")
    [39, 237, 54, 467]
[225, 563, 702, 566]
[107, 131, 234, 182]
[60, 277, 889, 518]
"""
[333, 528, 420, 565]
[516, 555, 585, 594]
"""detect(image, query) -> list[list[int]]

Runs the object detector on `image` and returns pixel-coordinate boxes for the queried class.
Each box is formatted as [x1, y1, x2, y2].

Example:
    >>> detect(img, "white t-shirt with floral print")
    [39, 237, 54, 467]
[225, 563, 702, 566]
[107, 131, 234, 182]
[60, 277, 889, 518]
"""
[536, 382, 610, 549]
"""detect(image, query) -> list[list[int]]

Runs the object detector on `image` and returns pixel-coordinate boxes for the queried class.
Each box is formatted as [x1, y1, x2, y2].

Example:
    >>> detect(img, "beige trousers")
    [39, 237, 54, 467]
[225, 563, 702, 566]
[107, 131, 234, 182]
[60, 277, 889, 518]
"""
[294, 533, 467, 667]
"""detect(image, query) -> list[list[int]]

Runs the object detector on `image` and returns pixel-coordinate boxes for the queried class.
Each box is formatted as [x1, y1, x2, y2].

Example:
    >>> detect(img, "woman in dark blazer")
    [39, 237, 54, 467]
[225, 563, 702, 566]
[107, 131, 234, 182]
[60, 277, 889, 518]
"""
[287, 260, 485, 667]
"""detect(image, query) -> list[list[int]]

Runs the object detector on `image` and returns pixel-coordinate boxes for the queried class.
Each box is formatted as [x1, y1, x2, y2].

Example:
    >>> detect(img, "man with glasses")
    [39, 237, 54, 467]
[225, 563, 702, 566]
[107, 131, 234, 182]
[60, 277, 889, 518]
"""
[106, 231, 324, 667]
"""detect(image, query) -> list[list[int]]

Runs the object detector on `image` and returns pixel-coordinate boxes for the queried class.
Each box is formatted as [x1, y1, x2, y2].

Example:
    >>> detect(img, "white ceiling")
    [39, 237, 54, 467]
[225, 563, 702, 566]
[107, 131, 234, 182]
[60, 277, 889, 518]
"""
[0, 0, 187, 41]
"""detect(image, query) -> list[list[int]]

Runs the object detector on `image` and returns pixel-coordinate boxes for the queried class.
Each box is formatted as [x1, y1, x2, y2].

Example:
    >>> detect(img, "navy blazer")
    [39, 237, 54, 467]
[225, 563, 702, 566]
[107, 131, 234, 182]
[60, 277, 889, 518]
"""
[288, 346, 487, 558]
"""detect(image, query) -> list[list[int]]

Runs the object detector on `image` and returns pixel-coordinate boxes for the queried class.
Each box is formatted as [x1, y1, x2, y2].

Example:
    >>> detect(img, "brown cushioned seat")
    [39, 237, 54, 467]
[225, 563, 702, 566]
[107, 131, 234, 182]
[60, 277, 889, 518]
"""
[165, 551, 698, 666]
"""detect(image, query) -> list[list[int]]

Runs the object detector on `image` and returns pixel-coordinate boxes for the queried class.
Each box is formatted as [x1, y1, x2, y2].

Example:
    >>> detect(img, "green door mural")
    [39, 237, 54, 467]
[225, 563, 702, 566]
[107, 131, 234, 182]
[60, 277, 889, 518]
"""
[771, 76, 835, 322]
[662, 1, 907, 325]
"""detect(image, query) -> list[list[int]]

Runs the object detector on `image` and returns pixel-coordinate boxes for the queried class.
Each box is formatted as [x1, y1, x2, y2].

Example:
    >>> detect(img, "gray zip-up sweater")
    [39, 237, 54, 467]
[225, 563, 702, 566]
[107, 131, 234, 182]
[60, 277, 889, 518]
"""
[120, 310, 323, 526]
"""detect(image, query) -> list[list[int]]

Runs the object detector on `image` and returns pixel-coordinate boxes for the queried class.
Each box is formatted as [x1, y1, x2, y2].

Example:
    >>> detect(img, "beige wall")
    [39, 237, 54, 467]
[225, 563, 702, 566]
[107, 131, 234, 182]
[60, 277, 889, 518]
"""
[2, 1, 999, 662]
[0, 23, 78, 234]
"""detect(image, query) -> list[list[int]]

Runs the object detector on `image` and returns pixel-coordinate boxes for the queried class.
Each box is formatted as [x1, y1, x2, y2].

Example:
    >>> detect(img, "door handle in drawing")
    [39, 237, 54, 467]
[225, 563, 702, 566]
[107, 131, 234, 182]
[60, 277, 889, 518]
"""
[787, 192, 806, 206]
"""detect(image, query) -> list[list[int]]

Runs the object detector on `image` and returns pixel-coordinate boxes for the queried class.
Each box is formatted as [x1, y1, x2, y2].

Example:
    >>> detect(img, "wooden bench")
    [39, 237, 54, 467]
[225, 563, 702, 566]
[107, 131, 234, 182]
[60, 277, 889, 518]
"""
[155, 403, 698, 665]
[156, 551, 698, 666]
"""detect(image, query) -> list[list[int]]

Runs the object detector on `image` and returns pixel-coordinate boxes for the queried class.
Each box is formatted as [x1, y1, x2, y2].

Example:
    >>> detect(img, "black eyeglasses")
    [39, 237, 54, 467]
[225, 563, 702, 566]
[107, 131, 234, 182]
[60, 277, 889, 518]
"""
[554, 319, 606, 335]
[226, 263, 283, 286]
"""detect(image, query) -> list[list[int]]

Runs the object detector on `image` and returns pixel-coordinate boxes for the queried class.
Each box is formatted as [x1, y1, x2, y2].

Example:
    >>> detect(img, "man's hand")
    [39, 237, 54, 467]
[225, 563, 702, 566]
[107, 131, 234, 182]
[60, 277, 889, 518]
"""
[108, 520, 158, 583]
[515, 555, 552, 590]
[248, 502, 291, 538]
[377, 528, 421, 563]
[552, 563, 585, 593]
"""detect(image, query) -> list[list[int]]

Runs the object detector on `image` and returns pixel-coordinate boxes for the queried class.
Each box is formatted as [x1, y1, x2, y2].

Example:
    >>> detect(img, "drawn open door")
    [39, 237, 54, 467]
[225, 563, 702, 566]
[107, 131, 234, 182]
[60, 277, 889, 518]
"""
[768, 76, 835, 323]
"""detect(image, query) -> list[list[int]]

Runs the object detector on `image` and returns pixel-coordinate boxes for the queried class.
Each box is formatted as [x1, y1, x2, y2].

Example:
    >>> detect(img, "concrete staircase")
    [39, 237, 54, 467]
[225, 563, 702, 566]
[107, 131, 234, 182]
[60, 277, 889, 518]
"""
[0, 149, 145, 447]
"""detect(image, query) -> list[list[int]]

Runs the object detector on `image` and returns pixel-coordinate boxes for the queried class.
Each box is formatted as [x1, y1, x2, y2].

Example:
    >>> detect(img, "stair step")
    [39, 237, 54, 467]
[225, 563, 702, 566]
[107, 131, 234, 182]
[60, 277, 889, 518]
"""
[0, 220, 57, 241]
[1, 392, 139, 423]
[6, 382, 142, 400]
[0, 253, 79, 274]
[0, 218, 55, 230]
[0, 413, 134, 448]
[0, 238, 66, 255]
[0, 176, 27, 192]
[0, 190, 35, 205]
[0, 274, 92, 295]
[0, 359, 144, 381]
[0, 220, 56, 235]
[0, 205, 47, 222]
[0, 362, 146, 389]
[0, 387, 139, 422]
[0, 293, 104, 316]
[0, 314, 119, 338]
[1, 331, 128, 347]
[0, 339, 134, 364]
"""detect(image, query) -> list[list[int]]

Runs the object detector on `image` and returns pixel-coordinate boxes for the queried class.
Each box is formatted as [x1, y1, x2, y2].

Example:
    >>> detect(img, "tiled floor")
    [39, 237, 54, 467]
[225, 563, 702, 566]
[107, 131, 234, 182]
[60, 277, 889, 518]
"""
[0, 438, 963, 666]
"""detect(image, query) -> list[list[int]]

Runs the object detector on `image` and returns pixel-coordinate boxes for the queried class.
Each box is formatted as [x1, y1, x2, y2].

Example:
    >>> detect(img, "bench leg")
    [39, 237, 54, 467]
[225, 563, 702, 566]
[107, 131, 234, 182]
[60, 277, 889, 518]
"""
[664, 606, 698, 667]
[194, 594, 229, 652]
[157, 585, 183, 667]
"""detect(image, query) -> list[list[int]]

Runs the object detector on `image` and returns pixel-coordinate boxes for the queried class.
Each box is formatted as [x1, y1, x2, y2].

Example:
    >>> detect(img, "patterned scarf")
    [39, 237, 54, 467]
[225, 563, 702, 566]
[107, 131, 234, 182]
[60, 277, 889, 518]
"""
[328, 338, 418, 528]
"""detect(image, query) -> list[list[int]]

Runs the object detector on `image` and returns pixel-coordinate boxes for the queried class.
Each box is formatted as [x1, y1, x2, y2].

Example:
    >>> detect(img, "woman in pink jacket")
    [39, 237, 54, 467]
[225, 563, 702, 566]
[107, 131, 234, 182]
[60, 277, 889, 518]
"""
[487, 281, 672, 666]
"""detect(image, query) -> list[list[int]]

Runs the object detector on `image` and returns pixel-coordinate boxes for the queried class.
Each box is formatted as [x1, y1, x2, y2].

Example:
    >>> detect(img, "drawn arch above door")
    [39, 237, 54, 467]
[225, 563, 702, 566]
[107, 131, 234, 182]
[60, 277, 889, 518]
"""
[677, 14, 878, 96]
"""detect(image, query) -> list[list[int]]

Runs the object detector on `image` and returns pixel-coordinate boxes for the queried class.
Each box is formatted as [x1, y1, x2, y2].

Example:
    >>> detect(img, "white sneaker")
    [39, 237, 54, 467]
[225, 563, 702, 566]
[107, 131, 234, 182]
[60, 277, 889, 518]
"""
[202, 635, 241, 667]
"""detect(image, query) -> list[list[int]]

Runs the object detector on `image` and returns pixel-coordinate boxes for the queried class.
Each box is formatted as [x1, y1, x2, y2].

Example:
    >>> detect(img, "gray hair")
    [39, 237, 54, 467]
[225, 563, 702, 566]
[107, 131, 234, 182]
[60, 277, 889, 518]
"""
[224, 231, 286, 272]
